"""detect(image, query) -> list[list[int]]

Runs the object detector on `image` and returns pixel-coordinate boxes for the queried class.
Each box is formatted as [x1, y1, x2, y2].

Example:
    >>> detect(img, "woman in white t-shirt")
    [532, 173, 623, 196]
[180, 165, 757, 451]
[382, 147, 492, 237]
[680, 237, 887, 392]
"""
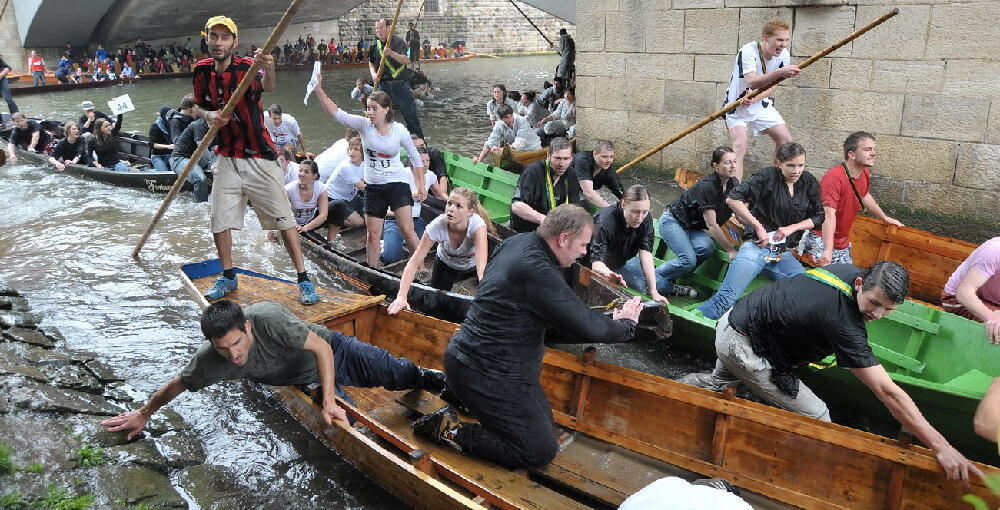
[314, 73, 426, 266]
[388, 187, 496, 314]
[324, 137, 367, 242]
[284, 160, 328, 233]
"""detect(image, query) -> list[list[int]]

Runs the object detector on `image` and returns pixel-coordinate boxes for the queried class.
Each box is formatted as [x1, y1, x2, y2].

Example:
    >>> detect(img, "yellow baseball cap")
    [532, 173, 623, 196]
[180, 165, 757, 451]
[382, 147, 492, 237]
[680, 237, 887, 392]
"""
[205, 15, 238, 38]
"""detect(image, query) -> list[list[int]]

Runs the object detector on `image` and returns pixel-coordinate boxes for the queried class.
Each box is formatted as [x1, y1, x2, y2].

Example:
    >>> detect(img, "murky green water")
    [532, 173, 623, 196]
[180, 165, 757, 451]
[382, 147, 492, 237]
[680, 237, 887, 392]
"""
[2, 55, 613, 509]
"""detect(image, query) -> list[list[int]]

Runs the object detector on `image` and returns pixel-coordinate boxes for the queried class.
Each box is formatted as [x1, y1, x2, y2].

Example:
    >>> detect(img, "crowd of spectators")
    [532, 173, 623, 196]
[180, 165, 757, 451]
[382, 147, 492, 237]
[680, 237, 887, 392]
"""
[273, 32, 466, 66]
[27, 37, 202, 87]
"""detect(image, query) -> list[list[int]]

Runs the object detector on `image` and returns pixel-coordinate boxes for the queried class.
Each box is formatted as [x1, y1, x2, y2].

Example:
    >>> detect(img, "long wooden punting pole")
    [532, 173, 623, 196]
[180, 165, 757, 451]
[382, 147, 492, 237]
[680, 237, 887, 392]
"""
[372, 0, 407, 91]
[616, 8, 899, 175]
[132, 0, 306, 258]
[508, 0, 553, 47]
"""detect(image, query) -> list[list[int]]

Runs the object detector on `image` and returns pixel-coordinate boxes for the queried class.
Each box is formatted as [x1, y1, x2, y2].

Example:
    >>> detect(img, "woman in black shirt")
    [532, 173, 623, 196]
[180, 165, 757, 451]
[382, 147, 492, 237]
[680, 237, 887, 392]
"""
[87, 114, 128, 171]
[47, 121, 85, 170]
[697, 142, 823, 320]
[655, 147, 740, 298]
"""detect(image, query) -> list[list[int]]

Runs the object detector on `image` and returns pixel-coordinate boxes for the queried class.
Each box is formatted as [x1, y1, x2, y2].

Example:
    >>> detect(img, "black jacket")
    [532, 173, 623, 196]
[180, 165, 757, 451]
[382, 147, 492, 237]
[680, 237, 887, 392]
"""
[447, 232, 636, 383]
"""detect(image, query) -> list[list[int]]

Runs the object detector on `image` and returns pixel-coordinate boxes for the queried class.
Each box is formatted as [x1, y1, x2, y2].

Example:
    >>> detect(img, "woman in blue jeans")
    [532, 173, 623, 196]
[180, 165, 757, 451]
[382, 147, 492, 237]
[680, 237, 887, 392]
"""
[655, 147, 741, 298]
[697, 142, 823, 319]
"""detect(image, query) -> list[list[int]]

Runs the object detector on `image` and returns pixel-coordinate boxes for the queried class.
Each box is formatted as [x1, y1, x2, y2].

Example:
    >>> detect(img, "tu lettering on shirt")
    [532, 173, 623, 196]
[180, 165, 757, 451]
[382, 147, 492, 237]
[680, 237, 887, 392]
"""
[366, 148, 395, 175]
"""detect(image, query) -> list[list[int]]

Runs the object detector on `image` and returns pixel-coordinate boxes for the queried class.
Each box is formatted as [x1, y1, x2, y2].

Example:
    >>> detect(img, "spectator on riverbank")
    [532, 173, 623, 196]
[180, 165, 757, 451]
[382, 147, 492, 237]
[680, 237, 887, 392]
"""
[0, 53, 19, 114]
[95, 44, 109, 63]
[28, 50, 46, 87]
[55, 54, 75, 84]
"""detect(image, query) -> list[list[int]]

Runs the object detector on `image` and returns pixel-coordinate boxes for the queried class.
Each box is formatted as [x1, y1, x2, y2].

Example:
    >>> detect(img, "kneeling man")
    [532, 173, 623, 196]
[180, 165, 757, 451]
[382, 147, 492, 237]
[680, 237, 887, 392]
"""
[102, 300, 446, 438]
[413, 205, 644, 469]
[680, 261, 981, 481]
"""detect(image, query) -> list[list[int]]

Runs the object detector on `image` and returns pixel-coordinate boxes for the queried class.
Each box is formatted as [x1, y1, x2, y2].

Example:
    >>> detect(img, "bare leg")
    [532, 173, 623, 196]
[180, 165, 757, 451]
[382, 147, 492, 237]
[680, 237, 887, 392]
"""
[213, 230, 233, 269]
[278, 227, 307, 273]
[393, 206, 420, 254]
[365, 215, 386, 266]
[728, 124, 749, 182]
[326, 212, 363, 242]
[763, 123, 793, 161]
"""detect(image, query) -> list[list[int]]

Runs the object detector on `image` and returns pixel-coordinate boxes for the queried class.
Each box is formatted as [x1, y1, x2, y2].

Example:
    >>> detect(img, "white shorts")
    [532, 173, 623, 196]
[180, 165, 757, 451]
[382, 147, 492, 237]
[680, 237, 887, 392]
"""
[725, 103, 785, 136]
[210, 156, 296, 233]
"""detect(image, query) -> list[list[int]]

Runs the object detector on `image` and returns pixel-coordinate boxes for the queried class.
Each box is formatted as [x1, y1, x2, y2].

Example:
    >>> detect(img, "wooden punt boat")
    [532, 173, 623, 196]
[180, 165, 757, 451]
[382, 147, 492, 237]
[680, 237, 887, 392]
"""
[178, 258, 998, 509]
[7, 72, 194, 96]
[297, 198, 670, 342]
[673, 167, 979, 305]
[0, 116, 193, 193]
[446, 155, 1000, 461]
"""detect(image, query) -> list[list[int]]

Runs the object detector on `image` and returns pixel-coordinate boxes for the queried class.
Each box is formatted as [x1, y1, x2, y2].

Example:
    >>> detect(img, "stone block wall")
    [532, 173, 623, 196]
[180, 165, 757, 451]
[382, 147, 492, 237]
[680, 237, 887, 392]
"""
[575, 1, 1000, 222]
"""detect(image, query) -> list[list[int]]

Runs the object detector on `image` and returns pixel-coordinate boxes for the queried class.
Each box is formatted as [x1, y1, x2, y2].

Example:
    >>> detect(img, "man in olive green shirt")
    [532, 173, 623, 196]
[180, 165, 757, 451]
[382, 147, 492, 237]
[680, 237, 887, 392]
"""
[102, 300, 445, 438]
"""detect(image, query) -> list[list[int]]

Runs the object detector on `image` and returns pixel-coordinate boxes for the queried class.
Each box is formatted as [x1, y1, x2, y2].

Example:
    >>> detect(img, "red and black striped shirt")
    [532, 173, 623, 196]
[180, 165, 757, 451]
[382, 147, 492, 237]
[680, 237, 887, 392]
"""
[193, 56, 277, 160]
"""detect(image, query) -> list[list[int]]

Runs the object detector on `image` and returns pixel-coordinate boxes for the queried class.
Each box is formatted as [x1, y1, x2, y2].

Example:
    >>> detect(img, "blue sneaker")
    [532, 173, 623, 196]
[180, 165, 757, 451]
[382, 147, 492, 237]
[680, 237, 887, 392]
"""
[298, 281, 319, 305]
[204, 275, 237, 300]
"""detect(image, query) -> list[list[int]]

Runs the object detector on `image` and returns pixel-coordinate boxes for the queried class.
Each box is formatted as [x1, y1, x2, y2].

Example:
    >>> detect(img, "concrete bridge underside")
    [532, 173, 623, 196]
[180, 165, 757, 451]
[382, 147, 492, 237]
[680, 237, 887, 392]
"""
[13, 0, 573, 48]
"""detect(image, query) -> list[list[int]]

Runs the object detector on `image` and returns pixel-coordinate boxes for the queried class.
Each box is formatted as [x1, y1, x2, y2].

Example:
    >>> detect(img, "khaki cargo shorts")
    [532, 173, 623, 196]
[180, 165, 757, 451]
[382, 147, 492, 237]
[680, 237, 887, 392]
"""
[210, 156, 296, 233]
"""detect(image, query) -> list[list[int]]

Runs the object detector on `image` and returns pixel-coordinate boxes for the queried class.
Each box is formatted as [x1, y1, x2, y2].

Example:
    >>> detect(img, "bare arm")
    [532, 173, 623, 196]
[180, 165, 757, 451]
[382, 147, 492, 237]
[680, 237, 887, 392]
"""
[640, 250, 668, 304]
[388, 232, 436, 314]
[257, 51, 276, 92]
[511, 201, 546, 226]
[28, 131, 40, 151]
[861, 193, 902, 227]
[975, 377, 1000, 442]
[702, 209, 736, 259]
[580, 180, 610, 208]
[299, 194, 328, 232]
[851, 365, 982, 481]
[472, 226, 488, 281]
[956, 268, 1000, 344]
[818, 205, 837, 266]
[297, 132, 307, 154]
[313, 79, 340, 118]
[302, 331, 348, 424]
[100, 375, 187, 440]
[726, 197, 768, 247]
[743, 66, 799, 91]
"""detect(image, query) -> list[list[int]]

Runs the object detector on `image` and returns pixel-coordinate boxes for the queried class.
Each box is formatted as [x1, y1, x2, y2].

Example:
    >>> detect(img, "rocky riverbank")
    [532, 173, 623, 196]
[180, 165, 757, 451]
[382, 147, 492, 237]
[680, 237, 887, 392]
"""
[0, 286, 244, 509]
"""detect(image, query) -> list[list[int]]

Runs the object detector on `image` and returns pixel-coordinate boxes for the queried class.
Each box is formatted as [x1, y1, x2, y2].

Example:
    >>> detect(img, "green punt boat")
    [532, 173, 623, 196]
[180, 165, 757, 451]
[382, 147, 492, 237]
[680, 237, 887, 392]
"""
[442, 149, 1000, 460]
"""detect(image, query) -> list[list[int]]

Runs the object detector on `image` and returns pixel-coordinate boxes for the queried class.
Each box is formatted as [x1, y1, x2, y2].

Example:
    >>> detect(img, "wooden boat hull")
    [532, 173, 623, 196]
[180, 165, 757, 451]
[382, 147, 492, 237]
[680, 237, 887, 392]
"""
[298, 198, 670, 342]
[8, 72, 193, 96]
[179, 258, 999, 510]
[0, 117, 195, 193]
[449, 157, 1000, 461]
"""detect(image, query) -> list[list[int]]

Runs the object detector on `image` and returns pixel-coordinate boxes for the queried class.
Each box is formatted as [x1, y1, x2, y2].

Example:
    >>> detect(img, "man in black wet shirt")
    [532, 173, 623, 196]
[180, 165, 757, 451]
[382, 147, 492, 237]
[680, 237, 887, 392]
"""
[412, 205, 644, 469]
[681, 261, 982, 482]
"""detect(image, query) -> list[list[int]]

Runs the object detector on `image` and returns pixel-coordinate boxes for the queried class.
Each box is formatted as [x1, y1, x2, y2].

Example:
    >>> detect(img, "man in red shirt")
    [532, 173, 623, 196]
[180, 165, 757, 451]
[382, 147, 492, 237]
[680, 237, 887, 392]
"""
[800, 131, 902, 266]
[195, 15, 319, 305]
[27, 50, 46, 87]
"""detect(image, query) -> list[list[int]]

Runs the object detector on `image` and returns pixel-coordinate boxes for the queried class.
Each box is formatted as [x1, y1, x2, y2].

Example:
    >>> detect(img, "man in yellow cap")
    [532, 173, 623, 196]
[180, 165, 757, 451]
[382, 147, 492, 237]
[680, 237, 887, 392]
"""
[194, 15, 320, 305]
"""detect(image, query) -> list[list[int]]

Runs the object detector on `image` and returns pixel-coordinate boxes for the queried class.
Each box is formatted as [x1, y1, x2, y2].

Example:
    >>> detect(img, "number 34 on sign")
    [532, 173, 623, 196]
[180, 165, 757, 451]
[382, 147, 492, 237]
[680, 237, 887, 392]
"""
[108, 94, 136, 116]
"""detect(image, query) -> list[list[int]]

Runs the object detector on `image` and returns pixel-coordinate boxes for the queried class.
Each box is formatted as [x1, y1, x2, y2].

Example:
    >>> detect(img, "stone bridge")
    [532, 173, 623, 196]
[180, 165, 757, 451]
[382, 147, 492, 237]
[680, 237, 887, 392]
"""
[6, 0, 573, 49]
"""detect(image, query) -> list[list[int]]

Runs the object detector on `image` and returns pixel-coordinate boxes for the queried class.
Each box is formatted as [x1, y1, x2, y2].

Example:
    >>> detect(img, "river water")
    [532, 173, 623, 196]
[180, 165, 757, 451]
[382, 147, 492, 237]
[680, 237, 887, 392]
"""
[0, 55, 698, 508]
